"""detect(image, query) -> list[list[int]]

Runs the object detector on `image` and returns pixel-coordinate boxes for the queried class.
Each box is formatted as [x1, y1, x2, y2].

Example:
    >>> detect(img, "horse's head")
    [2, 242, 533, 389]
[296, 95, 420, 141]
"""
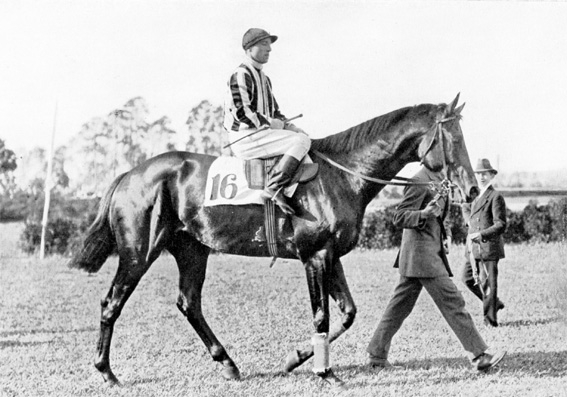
[418, 94, 479, 201]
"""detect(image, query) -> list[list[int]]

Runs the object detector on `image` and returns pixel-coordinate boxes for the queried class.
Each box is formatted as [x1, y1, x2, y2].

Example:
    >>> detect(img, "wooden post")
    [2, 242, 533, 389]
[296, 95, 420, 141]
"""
[40, 102, 57, 259]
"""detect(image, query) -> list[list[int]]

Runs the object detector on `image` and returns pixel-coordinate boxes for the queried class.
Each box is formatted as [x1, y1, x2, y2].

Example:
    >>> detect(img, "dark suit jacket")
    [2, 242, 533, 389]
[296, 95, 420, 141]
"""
[393, 167, 453, 277]
[462, 185, 506, 260]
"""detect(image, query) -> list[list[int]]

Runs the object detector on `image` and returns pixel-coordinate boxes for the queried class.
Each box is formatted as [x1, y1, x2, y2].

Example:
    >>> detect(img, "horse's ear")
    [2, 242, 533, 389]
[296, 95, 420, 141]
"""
[445, 93, 460, 115]
[455, 102, 465, 116]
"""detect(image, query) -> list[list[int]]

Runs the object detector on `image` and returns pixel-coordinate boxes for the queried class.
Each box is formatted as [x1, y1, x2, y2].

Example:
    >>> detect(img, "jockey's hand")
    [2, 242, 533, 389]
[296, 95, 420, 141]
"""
[285, 122, 307, 135]
[270, 118, 285, 130]
[421, 200, 442, 219]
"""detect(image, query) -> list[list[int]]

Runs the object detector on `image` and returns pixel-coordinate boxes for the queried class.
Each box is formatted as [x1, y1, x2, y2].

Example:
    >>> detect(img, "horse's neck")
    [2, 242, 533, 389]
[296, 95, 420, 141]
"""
[312, 106, 433, 206]
[317, 133, 422, 208]
[318, 144, 414, 209]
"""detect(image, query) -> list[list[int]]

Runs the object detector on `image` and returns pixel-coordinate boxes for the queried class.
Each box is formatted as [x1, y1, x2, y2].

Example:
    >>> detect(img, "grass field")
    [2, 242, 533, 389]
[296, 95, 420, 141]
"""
[1, 222, 566, 396]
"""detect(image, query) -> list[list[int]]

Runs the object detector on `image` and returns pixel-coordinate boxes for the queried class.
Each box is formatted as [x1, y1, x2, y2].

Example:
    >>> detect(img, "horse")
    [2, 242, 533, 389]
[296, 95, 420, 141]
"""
[69, 94, 478, 386]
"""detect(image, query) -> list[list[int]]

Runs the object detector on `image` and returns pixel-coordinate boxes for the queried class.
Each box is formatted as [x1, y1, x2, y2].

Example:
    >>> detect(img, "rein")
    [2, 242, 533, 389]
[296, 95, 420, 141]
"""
[312, 150, 430, 187]
[312, 116, 457, 188]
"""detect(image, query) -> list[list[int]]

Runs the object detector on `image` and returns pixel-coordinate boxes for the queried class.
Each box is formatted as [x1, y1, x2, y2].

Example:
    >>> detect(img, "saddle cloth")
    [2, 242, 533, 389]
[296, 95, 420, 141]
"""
[203, 156, 314, 207]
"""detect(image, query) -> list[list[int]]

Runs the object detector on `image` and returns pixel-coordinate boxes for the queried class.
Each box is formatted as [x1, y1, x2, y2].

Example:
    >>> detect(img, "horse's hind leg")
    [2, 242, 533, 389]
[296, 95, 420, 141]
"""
[95, 254, 152, 385]
[284, 258, 357, 374]
[168, 235, 241, 380]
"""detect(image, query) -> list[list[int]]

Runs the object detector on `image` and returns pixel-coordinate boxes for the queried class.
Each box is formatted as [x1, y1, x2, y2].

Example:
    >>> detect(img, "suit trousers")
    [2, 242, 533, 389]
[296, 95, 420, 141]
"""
[461, 258, 500, 325]
[367, 275, 488, 360]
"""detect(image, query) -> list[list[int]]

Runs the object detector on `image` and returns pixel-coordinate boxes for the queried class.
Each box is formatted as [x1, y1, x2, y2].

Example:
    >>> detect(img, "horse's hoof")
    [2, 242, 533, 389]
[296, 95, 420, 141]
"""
[96, 361, 121, 386]
[221, 364, 241, 380]
[102, 371, 121, 386]
[283, 350, 302, 373]
[318, 368, 346, 390]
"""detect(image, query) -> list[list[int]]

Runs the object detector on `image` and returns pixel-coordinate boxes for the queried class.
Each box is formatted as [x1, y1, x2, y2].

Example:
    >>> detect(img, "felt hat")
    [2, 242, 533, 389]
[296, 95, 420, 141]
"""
[474, 158, 498, 174]
[242, 28, 278, 50]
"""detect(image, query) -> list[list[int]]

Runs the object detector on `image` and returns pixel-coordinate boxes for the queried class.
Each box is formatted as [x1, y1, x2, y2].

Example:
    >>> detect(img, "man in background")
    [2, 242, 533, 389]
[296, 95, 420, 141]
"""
[461, 158, 507, 327]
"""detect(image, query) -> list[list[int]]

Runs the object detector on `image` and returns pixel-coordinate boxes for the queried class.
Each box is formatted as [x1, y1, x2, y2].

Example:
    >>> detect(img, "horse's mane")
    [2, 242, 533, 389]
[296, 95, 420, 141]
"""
[311, 105, 433, 154]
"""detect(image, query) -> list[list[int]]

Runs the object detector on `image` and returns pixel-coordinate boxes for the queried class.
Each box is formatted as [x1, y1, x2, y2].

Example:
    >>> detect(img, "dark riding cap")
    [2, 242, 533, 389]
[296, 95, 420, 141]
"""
[474, 158, 498, 175]
[242, 28, 278, 50]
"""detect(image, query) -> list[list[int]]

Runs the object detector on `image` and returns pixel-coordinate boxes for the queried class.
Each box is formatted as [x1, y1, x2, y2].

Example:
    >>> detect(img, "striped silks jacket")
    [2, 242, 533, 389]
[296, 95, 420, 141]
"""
[223, 57, 285, 132]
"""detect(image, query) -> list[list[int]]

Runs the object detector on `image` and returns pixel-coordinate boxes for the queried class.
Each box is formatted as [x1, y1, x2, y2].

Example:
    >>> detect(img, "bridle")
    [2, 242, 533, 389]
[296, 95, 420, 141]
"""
[419, 115, 457, 179]
[312, 116, 458, 192]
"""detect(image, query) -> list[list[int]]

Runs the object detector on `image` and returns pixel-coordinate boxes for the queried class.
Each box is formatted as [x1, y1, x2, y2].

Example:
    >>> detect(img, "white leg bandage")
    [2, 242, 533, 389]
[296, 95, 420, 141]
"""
[311, 332, 330, 374]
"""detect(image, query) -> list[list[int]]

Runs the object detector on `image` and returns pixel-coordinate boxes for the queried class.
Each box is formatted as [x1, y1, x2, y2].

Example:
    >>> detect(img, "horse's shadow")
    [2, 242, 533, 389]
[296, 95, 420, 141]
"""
[246, 350, 567, 382]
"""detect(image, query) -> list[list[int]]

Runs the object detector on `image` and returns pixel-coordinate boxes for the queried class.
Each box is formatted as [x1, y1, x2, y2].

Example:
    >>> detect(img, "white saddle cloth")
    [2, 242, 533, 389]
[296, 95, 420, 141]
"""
[203, 157, 297, 207]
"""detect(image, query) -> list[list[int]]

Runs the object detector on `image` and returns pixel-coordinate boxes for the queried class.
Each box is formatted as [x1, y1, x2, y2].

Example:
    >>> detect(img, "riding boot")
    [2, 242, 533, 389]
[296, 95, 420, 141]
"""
[261, 155, 301, 215]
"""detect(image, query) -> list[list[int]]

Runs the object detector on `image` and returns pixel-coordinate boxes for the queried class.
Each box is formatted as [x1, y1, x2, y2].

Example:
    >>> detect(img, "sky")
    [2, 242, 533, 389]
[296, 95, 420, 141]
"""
[1, 0, 566, 174]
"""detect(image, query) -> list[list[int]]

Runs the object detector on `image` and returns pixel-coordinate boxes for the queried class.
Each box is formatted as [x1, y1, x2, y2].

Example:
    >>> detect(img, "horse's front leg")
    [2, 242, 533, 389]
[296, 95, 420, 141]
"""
[285, 257, 357, 378]
[297, 248, 345, 386]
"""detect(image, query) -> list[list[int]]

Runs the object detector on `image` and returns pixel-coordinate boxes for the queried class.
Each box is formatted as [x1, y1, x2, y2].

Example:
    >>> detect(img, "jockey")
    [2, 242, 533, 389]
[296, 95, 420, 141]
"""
[223, 28, 311, 215]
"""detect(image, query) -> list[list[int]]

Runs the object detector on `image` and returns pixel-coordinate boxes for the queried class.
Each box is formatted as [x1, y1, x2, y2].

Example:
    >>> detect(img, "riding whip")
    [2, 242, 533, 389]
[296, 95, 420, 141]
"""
[223, 114, 303, 149]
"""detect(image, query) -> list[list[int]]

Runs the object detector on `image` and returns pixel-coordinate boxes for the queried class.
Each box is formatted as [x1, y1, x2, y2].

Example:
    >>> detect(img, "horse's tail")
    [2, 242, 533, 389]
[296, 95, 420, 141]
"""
[68, 172, 127, 273]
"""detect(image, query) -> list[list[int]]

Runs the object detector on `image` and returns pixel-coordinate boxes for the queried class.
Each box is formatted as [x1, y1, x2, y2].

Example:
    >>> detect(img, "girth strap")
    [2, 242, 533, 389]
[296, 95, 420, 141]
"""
[264, 158, 279, 257]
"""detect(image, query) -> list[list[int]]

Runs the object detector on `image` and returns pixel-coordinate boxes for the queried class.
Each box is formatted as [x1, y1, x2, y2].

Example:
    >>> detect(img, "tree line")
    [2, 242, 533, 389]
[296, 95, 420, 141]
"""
[11, 97, 230, 199]
[0, 97, 229, 222]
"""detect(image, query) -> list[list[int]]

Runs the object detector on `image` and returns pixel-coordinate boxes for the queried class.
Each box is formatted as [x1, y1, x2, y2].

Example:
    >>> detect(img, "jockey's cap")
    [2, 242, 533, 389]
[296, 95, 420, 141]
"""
[242, 28, 278, 50]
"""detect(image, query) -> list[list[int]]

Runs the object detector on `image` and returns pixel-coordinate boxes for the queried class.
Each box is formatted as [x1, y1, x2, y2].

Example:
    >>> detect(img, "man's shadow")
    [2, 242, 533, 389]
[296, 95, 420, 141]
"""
[340, 350, 567, 379]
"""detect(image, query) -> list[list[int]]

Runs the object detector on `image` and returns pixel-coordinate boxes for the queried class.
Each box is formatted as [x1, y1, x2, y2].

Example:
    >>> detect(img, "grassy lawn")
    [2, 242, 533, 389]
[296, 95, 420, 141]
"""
[1, 222, 566, 396]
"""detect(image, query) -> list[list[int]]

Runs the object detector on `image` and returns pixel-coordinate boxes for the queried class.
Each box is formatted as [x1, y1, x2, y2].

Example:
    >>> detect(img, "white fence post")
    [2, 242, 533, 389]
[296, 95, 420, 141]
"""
[40, 102, 57, 259]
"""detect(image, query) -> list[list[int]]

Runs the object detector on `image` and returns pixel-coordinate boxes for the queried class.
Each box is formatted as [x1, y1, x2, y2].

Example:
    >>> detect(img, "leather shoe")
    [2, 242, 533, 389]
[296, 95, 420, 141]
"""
[472, 351, 506, 372]
[367, 358, 402, 370]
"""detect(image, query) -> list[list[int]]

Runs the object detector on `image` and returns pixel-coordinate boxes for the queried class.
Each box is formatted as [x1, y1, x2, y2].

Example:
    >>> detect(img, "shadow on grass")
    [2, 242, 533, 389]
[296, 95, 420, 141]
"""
[0, 326, 97, 338]
[127, 377, 169, 386]
[332, 350, 567, 379]
[240, 361, 300, 381]
[499, 317, 561, 327]
[0, 340, 52, 348]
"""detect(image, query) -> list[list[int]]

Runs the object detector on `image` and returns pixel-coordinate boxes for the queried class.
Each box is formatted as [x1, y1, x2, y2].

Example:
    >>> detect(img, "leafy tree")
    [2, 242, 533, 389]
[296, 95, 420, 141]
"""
[65, 117, 109, 195]
[185, 100, 232, 156]
[64, 97, 177, 196]
[0, 139, 17, 195]
[15, 146, 68, 193]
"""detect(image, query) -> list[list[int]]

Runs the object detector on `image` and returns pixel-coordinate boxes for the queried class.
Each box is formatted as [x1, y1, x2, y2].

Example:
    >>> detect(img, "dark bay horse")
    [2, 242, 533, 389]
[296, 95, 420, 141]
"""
[69, 94, 478, 385]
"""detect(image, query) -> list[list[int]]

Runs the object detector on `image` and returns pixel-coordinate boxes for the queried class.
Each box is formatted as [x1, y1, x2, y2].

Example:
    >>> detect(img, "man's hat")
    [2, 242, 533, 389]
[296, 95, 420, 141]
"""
[474, 158, 498, 174]
[242, 28, 278, 50]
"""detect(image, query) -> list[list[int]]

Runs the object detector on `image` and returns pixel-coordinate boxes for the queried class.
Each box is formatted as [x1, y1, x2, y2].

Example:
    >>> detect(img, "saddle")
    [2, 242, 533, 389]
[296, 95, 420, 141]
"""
[244, 155, 319, 190]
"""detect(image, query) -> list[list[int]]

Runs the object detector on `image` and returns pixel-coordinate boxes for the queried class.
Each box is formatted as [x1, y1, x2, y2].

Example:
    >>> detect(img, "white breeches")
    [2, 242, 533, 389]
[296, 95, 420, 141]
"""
[229, 127, 311, 161]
